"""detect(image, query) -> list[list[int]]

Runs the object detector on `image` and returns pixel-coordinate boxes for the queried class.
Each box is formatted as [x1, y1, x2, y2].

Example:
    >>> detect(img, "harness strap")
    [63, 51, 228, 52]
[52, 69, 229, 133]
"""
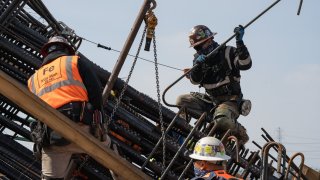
[200, 46, 241, 97]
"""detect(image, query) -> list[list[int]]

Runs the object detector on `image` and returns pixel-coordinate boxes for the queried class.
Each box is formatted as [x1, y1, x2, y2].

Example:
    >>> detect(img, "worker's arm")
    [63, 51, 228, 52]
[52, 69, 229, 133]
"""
[77, 57, 103, 110]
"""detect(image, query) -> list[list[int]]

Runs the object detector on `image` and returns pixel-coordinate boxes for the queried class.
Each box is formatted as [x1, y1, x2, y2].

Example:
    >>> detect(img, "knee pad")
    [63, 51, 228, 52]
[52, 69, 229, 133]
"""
[214, 115, 235, 131]
[213, 106, 237, 131]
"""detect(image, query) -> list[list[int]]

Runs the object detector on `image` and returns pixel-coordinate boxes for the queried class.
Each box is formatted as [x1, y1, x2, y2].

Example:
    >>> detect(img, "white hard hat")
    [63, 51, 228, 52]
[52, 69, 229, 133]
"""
[189, 137, 230, 162]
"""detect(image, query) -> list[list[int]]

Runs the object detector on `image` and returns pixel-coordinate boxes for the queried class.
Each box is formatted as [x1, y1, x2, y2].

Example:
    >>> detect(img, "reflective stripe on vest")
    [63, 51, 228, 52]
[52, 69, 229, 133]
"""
[28, 56, 88, 108]
[214, 170, 243, 180]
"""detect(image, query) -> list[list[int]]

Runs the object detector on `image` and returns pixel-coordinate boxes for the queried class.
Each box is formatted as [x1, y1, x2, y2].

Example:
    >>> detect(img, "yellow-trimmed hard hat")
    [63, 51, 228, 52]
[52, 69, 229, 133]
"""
[189, 137, 230, 162]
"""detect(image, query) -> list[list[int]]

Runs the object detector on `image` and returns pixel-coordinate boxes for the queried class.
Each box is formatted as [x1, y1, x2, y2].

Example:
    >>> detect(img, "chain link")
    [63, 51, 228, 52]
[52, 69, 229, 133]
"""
[106, 11, 167, 173]
[153, 32, 166, 172]
[107, 26, 147, 129]
[78, 155, 89, 171]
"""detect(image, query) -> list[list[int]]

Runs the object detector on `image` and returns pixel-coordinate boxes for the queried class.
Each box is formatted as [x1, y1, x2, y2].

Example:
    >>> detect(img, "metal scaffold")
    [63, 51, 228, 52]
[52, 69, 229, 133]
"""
[0, 0, 319, 180]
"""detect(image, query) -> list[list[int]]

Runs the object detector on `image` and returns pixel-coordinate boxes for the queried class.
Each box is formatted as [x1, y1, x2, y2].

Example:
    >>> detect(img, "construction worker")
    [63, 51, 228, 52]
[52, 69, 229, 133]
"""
[28, 36, 110, 179]
[176, 25, 252, 146]
[189, 136, 242, 180]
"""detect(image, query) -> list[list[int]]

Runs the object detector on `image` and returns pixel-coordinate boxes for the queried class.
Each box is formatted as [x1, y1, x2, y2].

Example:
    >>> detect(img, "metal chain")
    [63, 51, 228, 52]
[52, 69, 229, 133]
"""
[152, 32, 166, 172]
[78, 155, 89, 171]
[107, 26, 147, 128]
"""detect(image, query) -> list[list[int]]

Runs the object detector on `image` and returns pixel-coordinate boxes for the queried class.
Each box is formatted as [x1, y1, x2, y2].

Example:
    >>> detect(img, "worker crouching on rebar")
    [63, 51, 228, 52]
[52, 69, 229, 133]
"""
[189, 137, 242, 180]
[28, 36, 111, 179]
[176, 25, 252, 147]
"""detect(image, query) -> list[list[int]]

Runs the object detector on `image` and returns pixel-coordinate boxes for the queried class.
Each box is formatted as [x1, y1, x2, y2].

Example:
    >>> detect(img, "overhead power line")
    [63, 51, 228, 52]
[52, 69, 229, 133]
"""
[286, 150, 320, 152]
[283, 142, 320, 145]
[80, 36, 183, 71]
[282, 134, 320, 141]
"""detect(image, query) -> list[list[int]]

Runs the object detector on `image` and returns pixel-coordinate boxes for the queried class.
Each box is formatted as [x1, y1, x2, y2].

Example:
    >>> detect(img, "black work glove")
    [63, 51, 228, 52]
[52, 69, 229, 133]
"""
[234, 25, 245, 42]
[234, 25, 249, 59]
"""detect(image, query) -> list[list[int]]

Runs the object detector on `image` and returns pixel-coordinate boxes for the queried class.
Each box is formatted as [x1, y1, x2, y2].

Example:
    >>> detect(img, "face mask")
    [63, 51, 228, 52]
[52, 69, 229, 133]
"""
[200, 41, 219, 55]
[193, 166, 211, 177]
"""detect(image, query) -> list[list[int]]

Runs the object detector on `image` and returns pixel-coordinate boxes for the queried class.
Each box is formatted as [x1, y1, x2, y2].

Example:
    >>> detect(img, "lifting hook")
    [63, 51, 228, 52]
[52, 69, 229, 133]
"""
[144, 0, 157, 51]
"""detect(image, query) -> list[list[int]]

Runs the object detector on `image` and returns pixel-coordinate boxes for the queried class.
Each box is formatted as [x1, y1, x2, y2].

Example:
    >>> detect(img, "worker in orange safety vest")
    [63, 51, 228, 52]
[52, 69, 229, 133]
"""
[189, 137, 243, 180]
[28, 35, 110, 180]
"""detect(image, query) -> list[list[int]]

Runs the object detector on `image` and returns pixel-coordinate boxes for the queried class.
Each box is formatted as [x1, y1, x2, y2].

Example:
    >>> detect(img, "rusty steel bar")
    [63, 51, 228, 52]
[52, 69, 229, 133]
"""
[228, 136, 240, 163]
[241, 151, 259, 178]
[261, 142, 286, 180]
[221, 129, 231, 145]
[207, 123, 218, 136]
[178, 158, 193, 180]
[141, 107, 183, 170]
[102, 0, 153, 104]
[160, 112, 207, 180]
[261, 128, 308, 180]
[178, 119, 220, 180]
[284, 152, 304, 180]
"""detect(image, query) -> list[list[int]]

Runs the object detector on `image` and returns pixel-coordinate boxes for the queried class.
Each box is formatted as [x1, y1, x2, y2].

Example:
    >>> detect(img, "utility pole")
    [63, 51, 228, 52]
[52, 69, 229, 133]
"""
[277, 127, 282, 143]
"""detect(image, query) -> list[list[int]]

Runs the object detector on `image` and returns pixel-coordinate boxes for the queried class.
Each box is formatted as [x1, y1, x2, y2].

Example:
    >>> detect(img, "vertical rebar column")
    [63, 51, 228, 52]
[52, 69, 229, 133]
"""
[160, 112, 206, 180]
[141, 108, 183, 170]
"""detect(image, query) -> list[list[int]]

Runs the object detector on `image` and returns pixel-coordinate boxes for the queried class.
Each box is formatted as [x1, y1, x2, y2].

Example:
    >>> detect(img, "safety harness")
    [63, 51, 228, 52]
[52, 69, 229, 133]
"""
[29, 101, 107, 161]
[199, 46, 241, 97]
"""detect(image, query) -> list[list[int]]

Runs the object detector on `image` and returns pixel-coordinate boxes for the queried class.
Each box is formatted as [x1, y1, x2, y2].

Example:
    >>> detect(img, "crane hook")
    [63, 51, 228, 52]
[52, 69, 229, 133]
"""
[144, 0, 158, 51]
[149, 0, 157, 11]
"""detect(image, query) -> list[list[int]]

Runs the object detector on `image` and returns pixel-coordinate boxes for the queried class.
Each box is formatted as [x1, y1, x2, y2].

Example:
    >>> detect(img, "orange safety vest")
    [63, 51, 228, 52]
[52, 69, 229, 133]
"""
[213, 170, 243, 180]
[28, 55, 88, 108]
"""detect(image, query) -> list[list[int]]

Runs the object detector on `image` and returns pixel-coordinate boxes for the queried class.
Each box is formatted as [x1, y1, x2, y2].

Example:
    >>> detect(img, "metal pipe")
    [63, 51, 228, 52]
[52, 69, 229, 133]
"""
[160, 112, 207, 179]
[102, 0, 152, 104]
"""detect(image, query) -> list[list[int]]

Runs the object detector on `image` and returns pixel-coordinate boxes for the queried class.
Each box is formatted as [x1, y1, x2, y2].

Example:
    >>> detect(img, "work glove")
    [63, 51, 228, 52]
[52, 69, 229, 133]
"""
[183, 68, 191, 79]
[194, 54, 206, 64]
[234, 25, 245, 42]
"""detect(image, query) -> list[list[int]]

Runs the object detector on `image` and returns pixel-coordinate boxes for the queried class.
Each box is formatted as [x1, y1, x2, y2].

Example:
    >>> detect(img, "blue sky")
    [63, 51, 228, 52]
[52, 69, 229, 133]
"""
[41, 0, 320, 169]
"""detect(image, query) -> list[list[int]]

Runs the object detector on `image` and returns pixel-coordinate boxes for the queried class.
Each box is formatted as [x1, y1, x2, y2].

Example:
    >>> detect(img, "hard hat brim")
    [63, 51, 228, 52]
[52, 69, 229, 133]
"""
[189, 32, 217, 47]
[189, 153, 230, 161]
[40, 41, 75, 57]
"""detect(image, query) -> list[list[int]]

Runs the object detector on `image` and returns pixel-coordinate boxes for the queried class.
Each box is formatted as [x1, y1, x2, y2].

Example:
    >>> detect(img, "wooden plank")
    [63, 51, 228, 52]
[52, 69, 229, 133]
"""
[0, 70, 150, 180]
